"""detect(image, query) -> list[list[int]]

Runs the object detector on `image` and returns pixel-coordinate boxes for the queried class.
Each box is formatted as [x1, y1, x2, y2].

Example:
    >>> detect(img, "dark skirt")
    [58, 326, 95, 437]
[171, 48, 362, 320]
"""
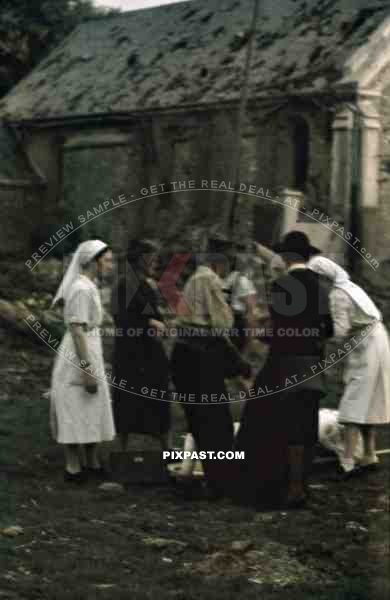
[113, 335, 171, 436]
[232, 393, 289, 508]
[230, 352, 323, 508]
[113, 389, 171, 437]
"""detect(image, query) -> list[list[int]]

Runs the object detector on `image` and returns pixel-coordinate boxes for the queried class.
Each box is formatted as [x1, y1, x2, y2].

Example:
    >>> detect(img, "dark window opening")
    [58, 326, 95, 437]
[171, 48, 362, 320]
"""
[253, 202, 283, 247]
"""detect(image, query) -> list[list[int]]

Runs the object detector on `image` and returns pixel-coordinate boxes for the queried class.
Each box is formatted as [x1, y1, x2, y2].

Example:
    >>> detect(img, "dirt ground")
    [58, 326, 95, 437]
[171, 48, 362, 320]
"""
[0, 332, 389, 600]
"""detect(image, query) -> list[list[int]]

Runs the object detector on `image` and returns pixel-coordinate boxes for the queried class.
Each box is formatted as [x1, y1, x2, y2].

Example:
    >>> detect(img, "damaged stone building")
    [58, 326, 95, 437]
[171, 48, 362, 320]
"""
[1, 0, 390, 266]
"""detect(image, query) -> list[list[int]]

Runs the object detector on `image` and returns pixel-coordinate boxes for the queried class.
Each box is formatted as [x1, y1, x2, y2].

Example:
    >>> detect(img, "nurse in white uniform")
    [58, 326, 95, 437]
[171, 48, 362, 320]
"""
[50, 240, 115, 482]
[309, 256, 390, 475]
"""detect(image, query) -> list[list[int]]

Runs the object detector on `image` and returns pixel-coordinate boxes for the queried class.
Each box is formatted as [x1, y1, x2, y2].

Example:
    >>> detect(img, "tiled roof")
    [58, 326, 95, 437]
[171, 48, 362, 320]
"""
[1, 0, 389, 120]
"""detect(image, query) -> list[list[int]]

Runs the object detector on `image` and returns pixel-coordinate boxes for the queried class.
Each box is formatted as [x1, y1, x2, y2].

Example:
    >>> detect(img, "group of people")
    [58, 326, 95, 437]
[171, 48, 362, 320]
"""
[49, 231, 390, 508]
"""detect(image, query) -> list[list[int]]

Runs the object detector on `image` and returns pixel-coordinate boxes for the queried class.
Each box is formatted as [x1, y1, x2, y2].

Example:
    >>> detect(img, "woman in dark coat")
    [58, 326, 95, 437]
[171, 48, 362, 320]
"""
[112, 239, 171, 451]
[232, 232, 333, 509]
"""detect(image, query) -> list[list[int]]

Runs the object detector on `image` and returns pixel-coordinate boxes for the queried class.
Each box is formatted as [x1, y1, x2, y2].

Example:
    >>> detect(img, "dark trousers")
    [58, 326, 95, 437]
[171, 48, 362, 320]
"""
[286, 389, 321, 478]
[171, 340, 234, 493]
[231, 312, 247, 351]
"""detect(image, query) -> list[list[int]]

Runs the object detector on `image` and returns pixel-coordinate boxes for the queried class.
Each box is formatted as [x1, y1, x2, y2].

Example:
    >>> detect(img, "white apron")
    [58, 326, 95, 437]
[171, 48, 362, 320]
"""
[50, 275, 115, 444]
[339, 321, 390, 425]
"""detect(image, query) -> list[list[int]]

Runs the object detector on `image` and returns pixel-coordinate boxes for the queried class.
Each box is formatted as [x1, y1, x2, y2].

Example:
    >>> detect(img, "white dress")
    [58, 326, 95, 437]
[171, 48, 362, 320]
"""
[50, 275, 116, 444]
[330, 288, 390, 425]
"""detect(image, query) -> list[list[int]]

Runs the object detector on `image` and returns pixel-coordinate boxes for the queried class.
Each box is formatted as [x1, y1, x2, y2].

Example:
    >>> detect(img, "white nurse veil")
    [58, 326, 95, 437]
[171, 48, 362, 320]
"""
[308, 256, 382, 321]
[51, 239, 108, 307]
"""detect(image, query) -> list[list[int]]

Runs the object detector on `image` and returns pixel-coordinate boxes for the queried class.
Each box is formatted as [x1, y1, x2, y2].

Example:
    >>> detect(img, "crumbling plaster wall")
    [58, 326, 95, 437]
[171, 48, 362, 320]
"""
[22, 100, 333, 256]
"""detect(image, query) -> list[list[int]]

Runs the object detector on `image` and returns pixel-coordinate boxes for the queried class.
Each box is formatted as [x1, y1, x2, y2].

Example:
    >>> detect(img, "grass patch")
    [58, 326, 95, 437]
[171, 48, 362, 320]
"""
[0, 334, 389, 600]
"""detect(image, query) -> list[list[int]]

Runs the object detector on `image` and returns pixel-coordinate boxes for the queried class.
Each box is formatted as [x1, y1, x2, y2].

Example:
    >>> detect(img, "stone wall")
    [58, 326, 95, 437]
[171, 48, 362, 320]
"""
[107, 102, 333, 253]
[19, 100, 335, 259]
[0, 186, 39, 257]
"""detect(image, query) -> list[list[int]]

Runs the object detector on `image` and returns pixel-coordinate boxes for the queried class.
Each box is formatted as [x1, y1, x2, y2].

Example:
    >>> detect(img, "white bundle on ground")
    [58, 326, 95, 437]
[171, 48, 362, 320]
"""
[319, 408, 364, 463]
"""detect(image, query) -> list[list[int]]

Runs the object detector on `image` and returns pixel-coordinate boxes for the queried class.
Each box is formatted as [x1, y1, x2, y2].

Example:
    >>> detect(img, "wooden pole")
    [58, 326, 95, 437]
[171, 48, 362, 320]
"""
[228, 0, 261, 240]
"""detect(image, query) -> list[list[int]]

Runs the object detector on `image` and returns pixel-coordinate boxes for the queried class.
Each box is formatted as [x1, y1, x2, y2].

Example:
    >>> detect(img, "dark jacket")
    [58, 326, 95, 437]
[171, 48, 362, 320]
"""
[256, 267, 334, 393]
[269, 268, 333, 356]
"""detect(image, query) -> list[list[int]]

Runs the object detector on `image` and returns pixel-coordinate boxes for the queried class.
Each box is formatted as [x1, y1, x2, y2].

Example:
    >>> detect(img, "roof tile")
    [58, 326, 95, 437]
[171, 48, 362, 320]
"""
[1, 0, 389, 120]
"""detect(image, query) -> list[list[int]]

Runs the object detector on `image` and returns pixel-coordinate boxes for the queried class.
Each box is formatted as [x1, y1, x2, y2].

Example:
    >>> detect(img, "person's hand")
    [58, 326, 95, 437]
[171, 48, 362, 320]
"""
[82, 370, 98, 394]
[240, 376, 254, 393]
[149, 319, 166, 335]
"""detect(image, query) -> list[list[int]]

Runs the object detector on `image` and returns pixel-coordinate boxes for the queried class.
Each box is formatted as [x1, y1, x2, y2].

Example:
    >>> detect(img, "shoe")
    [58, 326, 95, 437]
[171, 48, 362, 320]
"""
[174, 478, 203, 500]
[358, 456, 379, 472]
[64, 470, 88, 484]
[86, 467, 111, 481]
[336, 465, 362, 481]
[285, 494, 307, 510]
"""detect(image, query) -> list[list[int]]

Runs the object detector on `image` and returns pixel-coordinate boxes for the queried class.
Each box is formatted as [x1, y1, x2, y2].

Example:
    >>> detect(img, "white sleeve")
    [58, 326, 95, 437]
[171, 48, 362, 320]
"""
[330, 289, 353, 339]
[64, 287, 90, 325]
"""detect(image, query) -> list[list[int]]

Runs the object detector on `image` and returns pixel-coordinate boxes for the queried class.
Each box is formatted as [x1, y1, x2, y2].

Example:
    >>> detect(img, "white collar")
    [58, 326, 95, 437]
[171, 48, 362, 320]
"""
[287, 263, 307, 272]
[198, 265, 216, 275]
[80, 273, 97, 285]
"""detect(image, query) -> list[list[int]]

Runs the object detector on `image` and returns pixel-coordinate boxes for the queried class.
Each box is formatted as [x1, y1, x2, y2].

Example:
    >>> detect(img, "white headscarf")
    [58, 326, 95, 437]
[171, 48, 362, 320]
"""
[51, 239, 108, 307]
[308, 256, 382, 321]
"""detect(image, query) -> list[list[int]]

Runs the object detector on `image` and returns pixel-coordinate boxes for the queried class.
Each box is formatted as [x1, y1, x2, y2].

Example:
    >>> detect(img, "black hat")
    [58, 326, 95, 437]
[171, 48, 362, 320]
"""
[273, 231, 321, 259]
[206, 237, 232, 264]
[126, 239, 159, 264]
